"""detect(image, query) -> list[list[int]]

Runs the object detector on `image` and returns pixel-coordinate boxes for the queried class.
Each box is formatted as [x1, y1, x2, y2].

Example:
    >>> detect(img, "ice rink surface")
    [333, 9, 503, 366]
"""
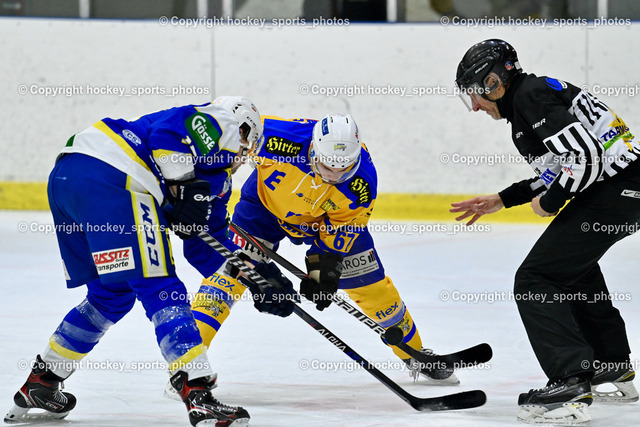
[1, 211, 639, 426]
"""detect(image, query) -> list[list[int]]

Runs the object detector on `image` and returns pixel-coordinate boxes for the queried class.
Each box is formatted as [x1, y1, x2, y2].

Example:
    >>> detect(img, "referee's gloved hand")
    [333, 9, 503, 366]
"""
[300, 252, 343, 311]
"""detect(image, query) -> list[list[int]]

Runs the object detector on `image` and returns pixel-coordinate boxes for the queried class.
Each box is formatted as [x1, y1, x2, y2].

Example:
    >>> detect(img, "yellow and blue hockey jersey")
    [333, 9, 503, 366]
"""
[243, 116, 377, 254]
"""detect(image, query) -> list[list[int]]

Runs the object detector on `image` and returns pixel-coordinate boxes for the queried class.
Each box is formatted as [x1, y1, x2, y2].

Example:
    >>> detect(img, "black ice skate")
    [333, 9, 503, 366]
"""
[403, 348, 460, 385]
[4, 355, 76, 423]
[170, 371, 249, 427]
[591, 362, 639, 403]
[517, 376, 592, 425]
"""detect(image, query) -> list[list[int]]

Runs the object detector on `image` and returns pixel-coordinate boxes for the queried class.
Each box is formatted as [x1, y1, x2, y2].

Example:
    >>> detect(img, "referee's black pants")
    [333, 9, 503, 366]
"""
[515, 162, 640, 381]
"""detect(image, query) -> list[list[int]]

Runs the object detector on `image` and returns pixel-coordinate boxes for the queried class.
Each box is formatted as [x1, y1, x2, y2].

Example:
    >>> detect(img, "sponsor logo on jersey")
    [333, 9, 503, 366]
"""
[292, 193, 316, 206]
[621, 189, 640, 199]
[515, 131, 523, 139]
[192, 293, 226, 316]
[545, 78, 567, 91]
[194, 194, 216, 202]
[539, 168, 558, 185]
[348, 176, 372, 206]
[264, 136, 303, 157]
[321, 199, 338, 211]
[341, 249, 379, 279]
[122, 129, 142, 146]
[601, 115, 633, 147]
[186, 113, 222, 155]
[375, 301, 399, 319]
[92, 247, 135, 274]
[397, 317, 411, 333]
[532, 118, 546, 129]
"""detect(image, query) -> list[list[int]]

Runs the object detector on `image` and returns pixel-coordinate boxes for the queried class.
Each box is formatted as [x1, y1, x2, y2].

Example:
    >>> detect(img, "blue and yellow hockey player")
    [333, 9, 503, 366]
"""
[5, 97, 297, 427]
[185, 113, 459, 384]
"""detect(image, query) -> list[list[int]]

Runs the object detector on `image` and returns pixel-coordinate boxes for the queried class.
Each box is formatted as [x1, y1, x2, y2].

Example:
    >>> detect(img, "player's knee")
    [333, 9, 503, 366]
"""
[152, 304, 203, 362]
[344, 277, 402, 316]
[85, 291, 135, 325]
[128, 276, 190, 319]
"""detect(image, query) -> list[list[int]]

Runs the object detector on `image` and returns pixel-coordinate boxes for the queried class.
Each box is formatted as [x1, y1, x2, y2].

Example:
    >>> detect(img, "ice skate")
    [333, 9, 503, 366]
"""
[403, 348, 460, 385]
[4, 355, 76, 424]
[591, 363, 639, 403]
[170, 371, 249, 427]
[165, 372, 218, 402]
[517, 376, 592, 425]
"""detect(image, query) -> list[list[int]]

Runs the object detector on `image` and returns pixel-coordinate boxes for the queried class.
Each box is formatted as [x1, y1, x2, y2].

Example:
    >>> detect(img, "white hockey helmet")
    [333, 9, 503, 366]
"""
[310, 114, 361, 184]
[213, 96, 264, 151]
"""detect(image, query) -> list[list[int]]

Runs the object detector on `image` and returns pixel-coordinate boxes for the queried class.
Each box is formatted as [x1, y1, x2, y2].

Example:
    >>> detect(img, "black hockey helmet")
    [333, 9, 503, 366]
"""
[455, 39, 522, 108]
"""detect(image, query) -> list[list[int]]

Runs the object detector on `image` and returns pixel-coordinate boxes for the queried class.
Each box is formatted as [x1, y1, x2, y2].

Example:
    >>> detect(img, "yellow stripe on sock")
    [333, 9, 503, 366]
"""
[169, 344, 207, 373]
[48, 337, 87, 360]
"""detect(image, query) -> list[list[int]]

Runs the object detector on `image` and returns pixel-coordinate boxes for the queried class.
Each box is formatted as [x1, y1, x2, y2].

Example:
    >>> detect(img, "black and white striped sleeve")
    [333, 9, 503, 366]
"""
[538, 121, 605, 212]
[498, 177, 547, 208]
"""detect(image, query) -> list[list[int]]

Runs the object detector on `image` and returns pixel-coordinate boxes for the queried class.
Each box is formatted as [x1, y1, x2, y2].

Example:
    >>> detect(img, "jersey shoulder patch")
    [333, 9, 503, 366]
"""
[544, 77, 568, 91]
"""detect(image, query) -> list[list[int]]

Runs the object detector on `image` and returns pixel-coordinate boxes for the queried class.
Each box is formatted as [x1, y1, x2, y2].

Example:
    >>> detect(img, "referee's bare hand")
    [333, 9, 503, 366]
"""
[450, 194, 504, 226]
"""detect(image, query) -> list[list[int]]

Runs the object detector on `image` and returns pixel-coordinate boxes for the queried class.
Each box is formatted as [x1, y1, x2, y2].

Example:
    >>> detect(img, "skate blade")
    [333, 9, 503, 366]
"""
[195, 417, 249, 427]
[4, 404, 70, 424]
[592, 381, 639, 403]
[418, 372, 460, 386]
[164, 381, 182, 402]
[517, 402, 591, 425]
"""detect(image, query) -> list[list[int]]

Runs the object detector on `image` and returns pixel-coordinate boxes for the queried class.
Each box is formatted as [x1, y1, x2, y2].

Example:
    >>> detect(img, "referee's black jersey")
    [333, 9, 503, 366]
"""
[496, 73, 640, 212]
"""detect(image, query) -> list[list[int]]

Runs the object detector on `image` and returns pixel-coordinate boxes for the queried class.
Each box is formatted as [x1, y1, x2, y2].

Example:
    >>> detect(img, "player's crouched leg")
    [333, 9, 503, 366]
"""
[344, 276, 458, 384]
[191, 273, 248, 348]
[5, 279, 136, 423]
[130, 276, 250, 426]
[343, 276, 422, 358]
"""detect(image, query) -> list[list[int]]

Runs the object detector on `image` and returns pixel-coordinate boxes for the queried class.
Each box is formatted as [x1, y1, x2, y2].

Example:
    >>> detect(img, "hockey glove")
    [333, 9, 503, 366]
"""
[300, 252, 343, 311]
[239, 262, 299, 317]
[162, 179, 212, 239]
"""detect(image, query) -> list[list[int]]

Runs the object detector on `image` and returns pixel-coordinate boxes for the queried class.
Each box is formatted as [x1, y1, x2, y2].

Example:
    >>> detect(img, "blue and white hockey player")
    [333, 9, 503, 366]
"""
[5, 97, 297, 427]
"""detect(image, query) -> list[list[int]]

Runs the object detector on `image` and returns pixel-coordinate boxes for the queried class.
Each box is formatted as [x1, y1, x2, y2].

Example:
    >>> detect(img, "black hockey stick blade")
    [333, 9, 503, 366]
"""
[385, 327, 492, 367]
[411, 390, 487, 411]
[291, 305, 487, 412]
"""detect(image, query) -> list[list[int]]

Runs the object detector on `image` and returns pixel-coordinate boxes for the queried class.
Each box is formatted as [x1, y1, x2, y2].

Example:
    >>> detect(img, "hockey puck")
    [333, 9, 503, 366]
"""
[384, 326, 404, 346]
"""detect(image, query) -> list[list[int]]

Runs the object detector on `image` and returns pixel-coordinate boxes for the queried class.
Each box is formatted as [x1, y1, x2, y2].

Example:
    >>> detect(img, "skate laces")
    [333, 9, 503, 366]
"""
[408, 348, 435, 382]
[530, 377, 578, 395]
[202, 393, 237, 413]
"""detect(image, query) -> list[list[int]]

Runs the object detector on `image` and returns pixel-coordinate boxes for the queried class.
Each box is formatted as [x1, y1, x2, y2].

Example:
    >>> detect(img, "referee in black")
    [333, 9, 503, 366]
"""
[451, 39, 639, 424]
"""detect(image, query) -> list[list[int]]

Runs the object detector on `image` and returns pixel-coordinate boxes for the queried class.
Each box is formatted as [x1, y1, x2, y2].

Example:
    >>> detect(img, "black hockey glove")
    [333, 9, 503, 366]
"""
[162, 179, 212, 240]
[300, 252, 343, 311]
[239, 262, 300, 317]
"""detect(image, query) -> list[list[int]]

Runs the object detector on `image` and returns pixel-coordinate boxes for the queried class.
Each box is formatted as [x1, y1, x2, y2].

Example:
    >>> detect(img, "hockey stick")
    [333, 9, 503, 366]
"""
[197, 231, 486, 411]
[229, 222, 492, 368]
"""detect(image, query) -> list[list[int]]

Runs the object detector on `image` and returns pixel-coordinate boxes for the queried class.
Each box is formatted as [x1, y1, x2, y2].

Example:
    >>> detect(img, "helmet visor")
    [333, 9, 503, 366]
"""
[456, 72, 501, 111]
[310, 151, 361, 184]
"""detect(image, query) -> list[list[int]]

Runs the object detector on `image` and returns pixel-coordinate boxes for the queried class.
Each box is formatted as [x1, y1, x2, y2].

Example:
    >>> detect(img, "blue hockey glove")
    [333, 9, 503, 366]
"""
[300, 252, 343, 311]
[239, 262, 299, 317]
[162, 179, 212, 239]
